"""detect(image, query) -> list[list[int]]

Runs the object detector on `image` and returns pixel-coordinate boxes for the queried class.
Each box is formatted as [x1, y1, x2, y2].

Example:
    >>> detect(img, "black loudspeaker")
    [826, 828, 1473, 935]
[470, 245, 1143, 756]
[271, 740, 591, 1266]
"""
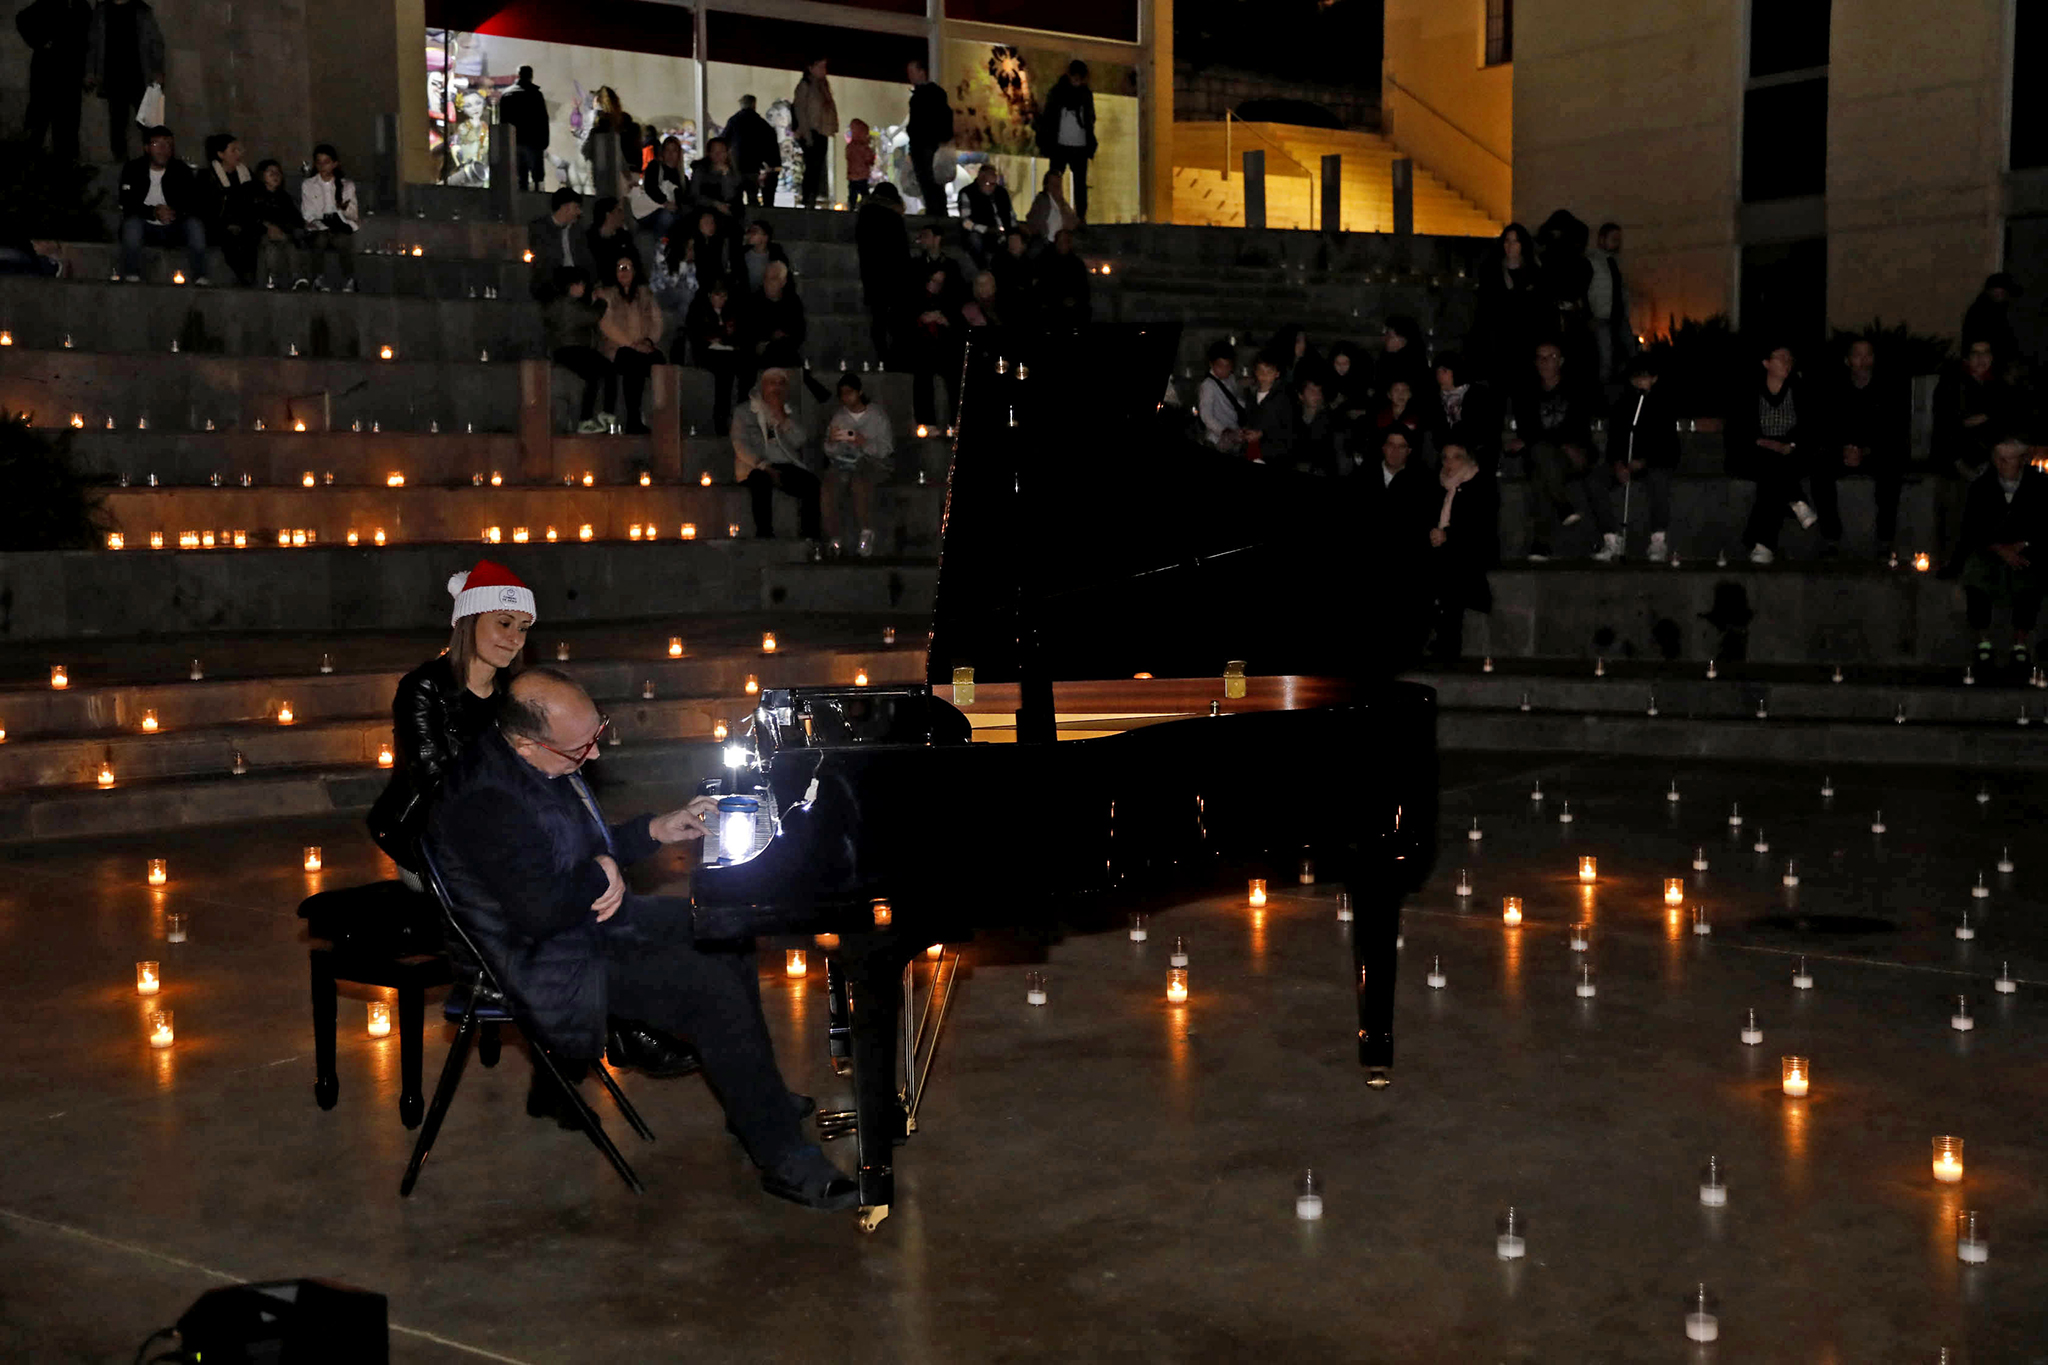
[173, 1278, 388, 1363]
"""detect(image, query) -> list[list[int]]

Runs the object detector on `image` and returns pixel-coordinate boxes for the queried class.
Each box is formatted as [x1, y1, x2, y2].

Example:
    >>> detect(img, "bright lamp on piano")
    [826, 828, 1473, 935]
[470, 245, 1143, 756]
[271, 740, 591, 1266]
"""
[720, 805, 756, 860]
[723, 743, 749, 770]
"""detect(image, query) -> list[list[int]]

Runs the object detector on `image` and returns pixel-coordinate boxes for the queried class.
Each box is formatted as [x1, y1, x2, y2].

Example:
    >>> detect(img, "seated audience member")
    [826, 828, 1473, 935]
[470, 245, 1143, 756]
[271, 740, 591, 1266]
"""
[1197, 340, 1245, 454]
[1242, 352, 1296, 466]
[1814, 335, 1905, 559]
[959, 164, 1015, 268]
[527, 188, 591, 303]
[686, 275, 744, 435]
[594, 254, 664, 435]
[688, 136, 744, 220]
[585, 196, 640, 280]
[1947, 432, 2048, 669]
[905, 263, 962, 428]
[1426, 441, 1501, 662]
[545, 267, 614, 433]
[295, 142, 358, 291]
[684, 207, 735, 285]
[1932, 337, 2018, 563]
[1506, 339, 1599, 560]
[738, 218, 791, 296]
[732, 367, 823, 540]
[1960, 273, 2021, 370]
[1584, 352, 1681, 562]
[425, 668, 855, 1210]
[1724, 340, 1812, 565]
[1361, 427, 1439, 656]
[634, 135, 686, 244]
[1325, 342, 1368, 421]
[1293, 377, 1336, 475]
[0, 235, 63, 277]
[961, 270, 1001, 328]
[1035, 228, 1092, 327]
[649, 232, 699, 346]
[192, 132, 249, 251]
[118, 124, 207, 284]
[909, 222, 966, 297]
[744, 258, 819, 397]
[1374, 315, 1430, 399]
[824, 372, 895, 555]
[1267, 324, 1322, 388]
[1024, 167, 1079, 240]
[1371, 377, 1431, 450]
[223, 157, 300, 287]
[1432, 350, 1503, 471]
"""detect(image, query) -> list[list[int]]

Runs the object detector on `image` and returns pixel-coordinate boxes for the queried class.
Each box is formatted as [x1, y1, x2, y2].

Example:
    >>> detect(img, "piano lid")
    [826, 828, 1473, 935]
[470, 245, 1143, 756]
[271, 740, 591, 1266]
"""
[928, 326, 1386, 693]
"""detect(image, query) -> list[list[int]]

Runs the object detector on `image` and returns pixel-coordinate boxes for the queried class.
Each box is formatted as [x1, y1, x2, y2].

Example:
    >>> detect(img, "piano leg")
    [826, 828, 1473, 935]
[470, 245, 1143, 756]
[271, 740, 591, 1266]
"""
[825, 957, 852, 1077]
[845, 945, 910, 1231]
[1351, 881, 1400, 1087]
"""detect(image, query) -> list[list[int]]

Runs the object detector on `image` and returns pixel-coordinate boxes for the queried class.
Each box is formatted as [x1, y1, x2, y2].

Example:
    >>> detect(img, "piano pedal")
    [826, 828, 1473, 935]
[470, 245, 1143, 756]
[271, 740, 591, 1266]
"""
[817, 1109, 858, 1141]
[858, 1203, 891, 1234]
[1365, 1067, 1392, 1089]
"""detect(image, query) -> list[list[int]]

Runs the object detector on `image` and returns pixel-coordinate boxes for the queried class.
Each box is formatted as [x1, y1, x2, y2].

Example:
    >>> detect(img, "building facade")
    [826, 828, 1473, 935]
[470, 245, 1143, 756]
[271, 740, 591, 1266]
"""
[1393, 0, 2047, 352]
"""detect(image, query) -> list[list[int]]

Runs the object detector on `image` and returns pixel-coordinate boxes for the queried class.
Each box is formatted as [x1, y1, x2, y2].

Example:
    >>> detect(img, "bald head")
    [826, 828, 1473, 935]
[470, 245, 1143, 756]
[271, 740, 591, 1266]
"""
[503, 667, 603, 775]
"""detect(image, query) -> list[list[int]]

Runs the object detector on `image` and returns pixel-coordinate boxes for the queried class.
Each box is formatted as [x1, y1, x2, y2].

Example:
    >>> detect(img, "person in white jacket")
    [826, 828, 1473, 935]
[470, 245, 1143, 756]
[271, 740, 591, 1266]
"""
[731, 367, 822, 541]
[823, 372, 895, 555]
[296, 142, 358, 292]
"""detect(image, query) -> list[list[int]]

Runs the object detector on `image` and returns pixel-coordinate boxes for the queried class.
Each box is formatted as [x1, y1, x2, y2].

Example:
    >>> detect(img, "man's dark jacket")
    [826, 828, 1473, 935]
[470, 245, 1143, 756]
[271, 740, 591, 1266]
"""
[907, 80, 951, 147]
[1033, 78, 1097, 158]
[118, 152, 201, 218]
[425, 728, 666, 1060]
[498, 81, 549, 150]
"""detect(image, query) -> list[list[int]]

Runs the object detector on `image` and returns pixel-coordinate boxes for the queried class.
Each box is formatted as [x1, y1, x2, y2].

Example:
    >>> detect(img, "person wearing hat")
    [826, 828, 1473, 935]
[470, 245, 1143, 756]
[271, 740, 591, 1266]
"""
[367, 561, 698, 1081]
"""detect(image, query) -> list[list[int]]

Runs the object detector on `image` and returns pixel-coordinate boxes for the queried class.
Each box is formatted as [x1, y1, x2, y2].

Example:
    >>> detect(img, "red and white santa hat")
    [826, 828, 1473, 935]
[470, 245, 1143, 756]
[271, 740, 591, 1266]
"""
[447, 560, 537, 625]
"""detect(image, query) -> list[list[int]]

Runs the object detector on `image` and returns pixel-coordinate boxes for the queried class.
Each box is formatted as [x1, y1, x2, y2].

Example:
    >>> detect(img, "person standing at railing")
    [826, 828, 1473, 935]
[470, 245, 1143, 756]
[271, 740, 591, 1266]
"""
[1033, 60, 1096, 223]
[905, 57, 953, 216]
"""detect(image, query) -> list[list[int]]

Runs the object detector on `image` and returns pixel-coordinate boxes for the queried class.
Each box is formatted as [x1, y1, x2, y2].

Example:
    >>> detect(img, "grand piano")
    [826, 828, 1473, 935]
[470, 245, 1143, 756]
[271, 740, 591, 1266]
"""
[692, 325, 1438, 1230]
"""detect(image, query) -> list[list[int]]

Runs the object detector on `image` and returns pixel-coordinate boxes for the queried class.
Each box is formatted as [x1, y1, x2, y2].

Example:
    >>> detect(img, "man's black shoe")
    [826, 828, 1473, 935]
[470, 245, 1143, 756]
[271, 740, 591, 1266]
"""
[760, 1146, 860, 1211]
[606, 1022, 701, 1077]
[727, 1092, 817, 1140]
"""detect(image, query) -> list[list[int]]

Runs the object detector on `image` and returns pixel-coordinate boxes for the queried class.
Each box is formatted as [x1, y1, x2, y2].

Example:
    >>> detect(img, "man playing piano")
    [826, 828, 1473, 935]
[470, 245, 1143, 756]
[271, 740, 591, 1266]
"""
[426, 667, 859, 1211]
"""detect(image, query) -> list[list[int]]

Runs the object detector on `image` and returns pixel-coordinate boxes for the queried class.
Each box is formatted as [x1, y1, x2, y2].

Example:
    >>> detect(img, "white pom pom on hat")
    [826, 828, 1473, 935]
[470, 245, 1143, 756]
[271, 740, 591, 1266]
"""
[447, 559, 536, 625]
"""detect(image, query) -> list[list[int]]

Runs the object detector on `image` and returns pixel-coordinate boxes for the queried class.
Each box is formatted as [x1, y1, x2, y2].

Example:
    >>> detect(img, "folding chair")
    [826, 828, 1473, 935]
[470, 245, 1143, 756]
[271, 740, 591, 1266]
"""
[399, 847, 654, 1197]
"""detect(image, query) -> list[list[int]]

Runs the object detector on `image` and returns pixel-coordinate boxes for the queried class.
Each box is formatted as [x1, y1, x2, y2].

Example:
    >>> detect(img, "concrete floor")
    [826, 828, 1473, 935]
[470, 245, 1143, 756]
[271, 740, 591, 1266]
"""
[0, 754, 2042, 1363]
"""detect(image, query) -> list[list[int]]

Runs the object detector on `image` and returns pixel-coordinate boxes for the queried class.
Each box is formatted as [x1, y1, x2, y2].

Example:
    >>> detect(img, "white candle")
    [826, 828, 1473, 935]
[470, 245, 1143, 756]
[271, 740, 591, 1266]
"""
[1685, 1313, 1719, 1343]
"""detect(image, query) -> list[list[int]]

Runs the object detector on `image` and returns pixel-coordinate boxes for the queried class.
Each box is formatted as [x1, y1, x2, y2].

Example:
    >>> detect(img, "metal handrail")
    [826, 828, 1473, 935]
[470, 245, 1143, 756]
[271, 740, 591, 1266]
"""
[1381, 71, 1512, 169]
[1222, 111, 1320, 228]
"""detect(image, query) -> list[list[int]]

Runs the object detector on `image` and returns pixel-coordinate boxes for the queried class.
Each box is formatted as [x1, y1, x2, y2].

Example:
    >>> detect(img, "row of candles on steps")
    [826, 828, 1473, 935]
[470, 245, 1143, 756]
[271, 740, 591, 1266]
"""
[104, 521, 752, 550]
[114, 471, 725, 491]
[1491, 656, 2048, 698]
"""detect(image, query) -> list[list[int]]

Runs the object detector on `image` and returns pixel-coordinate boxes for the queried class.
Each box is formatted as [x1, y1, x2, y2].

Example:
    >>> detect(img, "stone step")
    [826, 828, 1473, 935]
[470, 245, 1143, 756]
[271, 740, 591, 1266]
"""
[0, 731, 730, 843]
[760, 562, 940, 614]
[1410, 669, 2037, 722]
[1458, 561, 1966, 666]
[1, 647, 924, 790]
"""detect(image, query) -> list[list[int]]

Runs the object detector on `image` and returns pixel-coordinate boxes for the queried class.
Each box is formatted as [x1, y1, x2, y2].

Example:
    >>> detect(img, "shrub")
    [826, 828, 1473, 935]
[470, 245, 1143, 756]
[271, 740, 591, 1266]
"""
[0, 413, 108, 550]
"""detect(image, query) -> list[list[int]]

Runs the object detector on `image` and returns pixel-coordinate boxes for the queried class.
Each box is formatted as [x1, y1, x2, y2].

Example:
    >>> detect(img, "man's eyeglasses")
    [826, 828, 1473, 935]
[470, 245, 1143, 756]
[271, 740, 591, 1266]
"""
[529, 713, 612, 764]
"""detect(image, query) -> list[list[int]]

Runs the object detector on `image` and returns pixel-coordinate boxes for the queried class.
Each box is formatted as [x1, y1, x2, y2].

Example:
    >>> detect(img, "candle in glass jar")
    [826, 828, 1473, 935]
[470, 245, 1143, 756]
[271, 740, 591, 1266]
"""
[1501, 896, 1522, 926]
[1932, 1136, 1963, 1182]
[136, 961, 160, 995]
[1781, 1056, 1809, 1097]
[814, 933, 840, 950]
[148, 1010, 174, 1048]
[377, 743, 394, 768]
[303, 846, 322, 871]
[147, 858, 168, 886]
[50, 665, 68, 689]
[366, 1001, 391, 1037]
[871, 899, 892, 927]
[1166, 966, 1188, 1003]
[1664, 877, 1684, 905]
[1578, 856, 1597, 882]
[669, 637, 684, 657]
[785, 949, 807, 977]
[761, 632, 777, 654]
[166, 912, 187, 943]
[1248, 879, 1267, 908]
[745, 674, 759, 695]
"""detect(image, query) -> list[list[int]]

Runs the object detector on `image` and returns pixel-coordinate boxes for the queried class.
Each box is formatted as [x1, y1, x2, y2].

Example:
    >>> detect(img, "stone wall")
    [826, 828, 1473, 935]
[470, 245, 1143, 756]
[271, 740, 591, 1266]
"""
[1172, 59, 1379, 130]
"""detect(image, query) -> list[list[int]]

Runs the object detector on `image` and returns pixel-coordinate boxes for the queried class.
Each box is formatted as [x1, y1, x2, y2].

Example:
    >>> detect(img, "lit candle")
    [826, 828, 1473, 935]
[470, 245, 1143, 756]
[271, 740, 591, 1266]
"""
[713, 720, 729, 741]
[377, 741, 394, 768]
[681, 522, 697, 539]
[233, 531, 248, 547]
[578, 524, 593, 541]
[513, 527, 529, 543]
[294, 420, 306, 432]
[871, 899, 892, 927]
[668, 637, 684, 658]
[701, 473, 713, 487]
[1248, 879, 1267, 908]
[148, 1009, 174, 1048]
[1914, 552, 1931, 571]
[761, 632, 777, 654]
[373, 528, 387, 545]
[107, 531, 125, 549]
[1781, 1056, 1809, 1097]
[1501, 896, 1522, 926]
[545, 526, 558, 542]
[814, 933, 840, 951]
[629, 523, 643, 540]
[582, 471, 594, 487]
[1664, 877, 1684, 905]
[387, 472, 404, 486]
[50, 665, 68, 689]
[140, 709, 159, 733]
[303, 846, 322, 871]
[136, 961, 160, 995]
[71, 413, 82, 428]
[884, 626, 897, 645]
[1166, 966, 1188, 1002]
[854, 668, 869, 686]
[745, 674, 759, 694]
[409, 246, 422, 257]
[171, 271, 185, 284]
[97, 760, 114, 787]
[785, 949, 807, 977]
[147, 858, 167, 886]
[1578, 855, 1597, 882]
[366, 1000, 391, 1037]
[1223, 659, 1247, 700]
[1932, 1136, 1964, 1182]
[728, 522, 741, 538]
[379, 344, 394, 360]
[277, 703, 295, 725]
[639, 471, 651, 486]
[523, 248, 534, 263]
[151, 531, 164, 548]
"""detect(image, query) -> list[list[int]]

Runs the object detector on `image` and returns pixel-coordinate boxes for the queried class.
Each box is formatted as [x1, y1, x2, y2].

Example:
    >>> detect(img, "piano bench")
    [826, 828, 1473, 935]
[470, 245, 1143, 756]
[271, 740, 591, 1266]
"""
[299, 879, 501, 1129]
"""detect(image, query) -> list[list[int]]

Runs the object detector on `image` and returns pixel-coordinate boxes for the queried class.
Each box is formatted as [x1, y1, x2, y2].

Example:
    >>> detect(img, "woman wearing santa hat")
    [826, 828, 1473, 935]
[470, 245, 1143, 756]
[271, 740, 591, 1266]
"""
[367, 560, 700, 1079]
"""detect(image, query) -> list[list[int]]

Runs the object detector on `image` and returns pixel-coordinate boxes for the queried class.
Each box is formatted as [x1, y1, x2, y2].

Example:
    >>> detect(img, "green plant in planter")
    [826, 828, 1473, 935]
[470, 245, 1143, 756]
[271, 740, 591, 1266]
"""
[0, 140, 107, 243]
[1831, 319, 1954, 377]
[0, 412, 109, 550]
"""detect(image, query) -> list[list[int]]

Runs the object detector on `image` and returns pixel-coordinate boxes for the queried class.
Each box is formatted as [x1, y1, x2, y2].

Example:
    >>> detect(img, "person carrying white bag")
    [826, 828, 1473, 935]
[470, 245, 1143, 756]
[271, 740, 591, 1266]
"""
[83, 0, 165, 162]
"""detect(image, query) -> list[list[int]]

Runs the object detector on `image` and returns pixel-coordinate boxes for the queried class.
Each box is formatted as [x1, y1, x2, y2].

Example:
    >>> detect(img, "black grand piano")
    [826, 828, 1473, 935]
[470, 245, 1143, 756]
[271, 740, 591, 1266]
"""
[692, 325, 1437, 1230]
